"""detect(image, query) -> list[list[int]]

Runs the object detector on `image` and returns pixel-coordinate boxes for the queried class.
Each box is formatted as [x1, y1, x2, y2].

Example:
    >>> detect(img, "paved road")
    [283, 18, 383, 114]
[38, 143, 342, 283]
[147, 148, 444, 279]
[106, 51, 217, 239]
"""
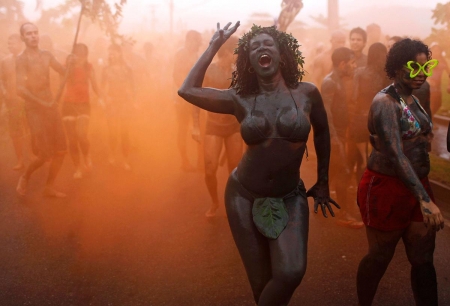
[0, 102, 449, 306]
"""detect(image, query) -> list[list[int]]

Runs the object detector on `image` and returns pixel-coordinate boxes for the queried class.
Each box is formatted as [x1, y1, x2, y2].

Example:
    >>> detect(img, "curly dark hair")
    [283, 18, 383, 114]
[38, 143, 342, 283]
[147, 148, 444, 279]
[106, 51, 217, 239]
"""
[385, 38, 431, 79]
[230, 25, 305, 96]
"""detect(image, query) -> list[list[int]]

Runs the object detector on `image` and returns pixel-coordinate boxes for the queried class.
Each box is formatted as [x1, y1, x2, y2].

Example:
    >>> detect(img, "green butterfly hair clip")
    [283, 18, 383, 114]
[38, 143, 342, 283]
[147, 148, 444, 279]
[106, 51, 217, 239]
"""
[405, 59, 439, 78]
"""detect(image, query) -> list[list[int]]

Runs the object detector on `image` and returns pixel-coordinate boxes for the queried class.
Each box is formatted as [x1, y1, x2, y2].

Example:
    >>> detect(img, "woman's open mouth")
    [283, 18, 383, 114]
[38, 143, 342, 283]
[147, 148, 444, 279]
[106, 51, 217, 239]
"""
[258, 54, 272, 68]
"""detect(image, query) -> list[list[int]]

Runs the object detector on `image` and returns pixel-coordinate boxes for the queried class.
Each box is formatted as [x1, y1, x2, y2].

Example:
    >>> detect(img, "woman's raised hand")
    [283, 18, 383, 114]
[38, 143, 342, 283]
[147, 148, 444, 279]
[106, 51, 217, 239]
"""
[210, 21, 240, 47]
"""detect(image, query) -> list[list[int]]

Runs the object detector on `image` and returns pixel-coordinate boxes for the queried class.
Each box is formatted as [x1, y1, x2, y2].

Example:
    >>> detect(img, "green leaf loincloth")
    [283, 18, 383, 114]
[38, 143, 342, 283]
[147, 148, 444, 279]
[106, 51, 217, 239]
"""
[252, 197, 289, 240]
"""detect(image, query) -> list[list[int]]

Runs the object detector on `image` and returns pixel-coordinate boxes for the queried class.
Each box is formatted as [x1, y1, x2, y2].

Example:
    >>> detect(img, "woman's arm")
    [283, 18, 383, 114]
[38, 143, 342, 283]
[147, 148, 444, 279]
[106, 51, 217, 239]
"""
[371, 96, 444, 230]
[306, 84, 339, 217]
[178, 22, 240, 115]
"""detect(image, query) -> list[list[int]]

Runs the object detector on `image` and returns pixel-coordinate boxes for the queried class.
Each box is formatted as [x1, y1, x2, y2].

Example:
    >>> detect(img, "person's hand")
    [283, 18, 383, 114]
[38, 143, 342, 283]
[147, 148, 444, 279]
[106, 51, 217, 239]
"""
[420, 199, 445, 232]
[447, 83, 450, 94]
[209, 21, 240, 48]
[306, 181, 340, 218]
[191, 126, 201, 143]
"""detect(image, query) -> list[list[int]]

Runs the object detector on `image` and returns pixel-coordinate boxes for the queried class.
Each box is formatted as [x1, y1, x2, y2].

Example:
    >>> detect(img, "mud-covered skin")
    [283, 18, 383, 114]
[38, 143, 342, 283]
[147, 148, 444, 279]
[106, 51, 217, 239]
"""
[367, 89, 432, 203]
[178, 24, 332, 203]
[235, 83, 319, 196]
[178, 22, 337, 304]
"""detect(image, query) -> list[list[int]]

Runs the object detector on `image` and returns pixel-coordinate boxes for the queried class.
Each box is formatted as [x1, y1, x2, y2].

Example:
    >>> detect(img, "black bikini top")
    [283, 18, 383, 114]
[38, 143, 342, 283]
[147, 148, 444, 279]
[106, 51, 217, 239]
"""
[240, 90, 311, 145]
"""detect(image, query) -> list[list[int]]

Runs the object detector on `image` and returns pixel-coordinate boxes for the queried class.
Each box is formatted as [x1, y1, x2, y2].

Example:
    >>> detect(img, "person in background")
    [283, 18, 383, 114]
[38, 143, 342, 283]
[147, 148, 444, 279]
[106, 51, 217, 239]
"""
[1, 34, 25, 170]
[350, 43, 390, 179]
[173, 30, 202, 172]
[427, 43, 450, 116]
[346, 27, 368, 193]
[192, 36, 243, 217]
[62, 43, 101, 179]
[101, 44, 134, 170]
[366, 23, 382, 49]
[312, 30, 346, 88]
[349, 27, 367, 67]
[321, 47, 362, 229]
[357, 38, 443, 306]
[16, 23, 69, 197]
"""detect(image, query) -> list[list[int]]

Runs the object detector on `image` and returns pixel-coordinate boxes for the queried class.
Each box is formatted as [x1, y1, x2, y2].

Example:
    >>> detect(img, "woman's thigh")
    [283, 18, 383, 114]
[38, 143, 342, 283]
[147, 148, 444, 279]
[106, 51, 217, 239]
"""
[269, 194, 309, 277]
[225, 170, 271, 287]
[204, 135, 223, 173]
[76, 116, 90, 140]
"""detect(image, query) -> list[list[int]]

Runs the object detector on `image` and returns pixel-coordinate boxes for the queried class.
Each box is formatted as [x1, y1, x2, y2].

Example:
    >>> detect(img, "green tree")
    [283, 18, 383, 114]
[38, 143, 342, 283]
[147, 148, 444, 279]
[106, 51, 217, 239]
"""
[428, 2, 450, 58]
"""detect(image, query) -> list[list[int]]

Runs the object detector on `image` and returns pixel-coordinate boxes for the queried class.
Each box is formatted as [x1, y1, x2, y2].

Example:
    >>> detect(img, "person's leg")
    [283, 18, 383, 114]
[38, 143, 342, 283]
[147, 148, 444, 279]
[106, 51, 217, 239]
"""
[76, 114, 91, 170]
[175, 102, 194, 171]
[44, 109, 67, 197]
[43, 150, 66, 197]
[203, 134, 222, 217]
[224, 132, 243, 173]
[63, 117, 82, 178]
[258, 193, 309, 306]
[17, 155, 47, 196]
[17, 110, 48, 196]
[7, 104, 25, 170]
[403, 222, 438, 306]
[225, 171, 272, 303]
[357, 226, 404, 306]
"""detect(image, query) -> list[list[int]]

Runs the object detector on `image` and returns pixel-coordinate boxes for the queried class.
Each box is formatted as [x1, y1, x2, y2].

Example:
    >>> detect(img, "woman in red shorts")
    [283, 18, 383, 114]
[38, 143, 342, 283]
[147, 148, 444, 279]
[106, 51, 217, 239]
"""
[356, 38, 444, 306]
[62, 43, 101, 178]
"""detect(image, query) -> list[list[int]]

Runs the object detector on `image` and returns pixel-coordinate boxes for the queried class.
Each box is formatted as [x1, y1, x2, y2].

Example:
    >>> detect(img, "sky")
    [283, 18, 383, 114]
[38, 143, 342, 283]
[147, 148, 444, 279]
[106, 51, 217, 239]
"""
[22, 0, 445, 35]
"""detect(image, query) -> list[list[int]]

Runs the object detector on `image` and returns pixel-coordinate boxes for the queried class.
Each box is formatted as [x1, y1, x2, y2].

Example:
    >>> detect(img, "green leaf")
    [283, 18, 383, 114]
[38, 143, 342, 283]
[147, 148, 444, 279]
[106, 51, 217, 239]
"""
[252, 197, 289, 239]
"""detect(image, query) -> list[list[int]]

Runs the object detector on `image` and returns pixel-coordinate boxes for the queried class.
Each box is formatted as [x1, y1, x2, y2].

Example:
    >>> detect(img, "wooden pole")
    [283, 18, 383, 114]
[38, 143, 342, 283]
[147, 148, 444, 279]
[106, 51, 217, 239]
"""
[54, 1, 85, 104]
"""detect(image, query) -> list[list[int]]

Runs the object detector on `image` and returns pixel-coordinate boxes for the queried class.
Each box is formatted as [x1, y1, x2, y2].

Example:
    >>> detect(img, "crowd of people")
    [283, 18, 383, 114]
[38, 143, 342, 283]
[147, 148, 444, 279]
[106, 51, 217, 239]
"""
[0, 19, 449, 306]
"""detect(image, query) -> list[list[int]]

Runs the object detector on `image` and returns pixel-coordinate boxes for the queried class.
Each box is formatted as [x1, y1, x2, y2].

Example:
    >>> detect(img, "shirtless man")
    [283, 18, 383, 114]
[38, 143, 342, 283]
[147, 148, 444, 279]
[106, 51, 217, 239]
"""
[321, 47, 362, 228]
[1, 34, 25, 170]
[312, 30, 346, 88]
[16, 23, 68, 197]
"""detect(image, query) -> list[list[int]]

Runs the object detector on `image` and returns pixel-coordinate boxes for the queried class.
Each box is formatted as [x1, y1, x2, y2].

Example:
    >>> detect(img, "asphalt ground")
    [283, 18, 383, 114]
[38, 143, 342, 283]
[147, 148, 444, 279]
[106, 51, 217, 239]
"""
[0, 99, 449, 306]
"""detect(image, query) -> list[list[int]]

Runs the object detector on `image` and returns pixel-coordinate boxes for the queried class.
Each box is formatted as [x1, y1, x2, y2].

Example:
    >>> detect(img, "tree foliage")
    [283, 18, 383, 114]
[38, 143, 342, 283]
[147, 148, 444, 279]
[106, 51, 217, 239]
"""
[38, 0, 130, 44]
[428, 2, 450, 58]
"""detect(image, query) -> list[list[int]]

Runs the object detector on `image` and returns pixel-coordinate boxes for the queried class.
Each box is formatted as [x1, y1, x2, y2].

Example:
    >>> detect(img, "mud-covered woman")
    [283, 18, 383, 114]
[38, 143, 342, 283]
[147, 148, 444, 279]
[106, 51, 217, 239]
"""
[178, 22, 338, 305]
[356, 39, 444, 306]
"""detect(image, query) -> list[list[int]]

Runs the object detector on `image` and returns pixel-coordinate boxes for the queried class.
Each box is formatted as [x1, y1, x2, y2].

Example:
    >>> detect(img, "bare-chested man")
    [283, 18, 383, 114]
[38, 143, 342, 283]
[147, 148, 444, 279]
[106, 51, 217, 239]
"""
[321, 47, 362, 229]
[1, 34, 25, 170]
[312, 30, 346, 88]
[15, 22, 68, 197]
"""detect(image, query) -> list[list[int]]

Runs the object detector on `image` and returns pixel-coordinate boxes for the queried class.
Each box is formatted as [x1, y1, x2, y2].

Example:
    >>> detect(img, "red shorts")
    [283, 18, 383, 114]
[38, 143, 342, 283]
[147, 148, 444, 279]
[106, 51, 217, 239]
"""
[357, 169, 435, 231]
